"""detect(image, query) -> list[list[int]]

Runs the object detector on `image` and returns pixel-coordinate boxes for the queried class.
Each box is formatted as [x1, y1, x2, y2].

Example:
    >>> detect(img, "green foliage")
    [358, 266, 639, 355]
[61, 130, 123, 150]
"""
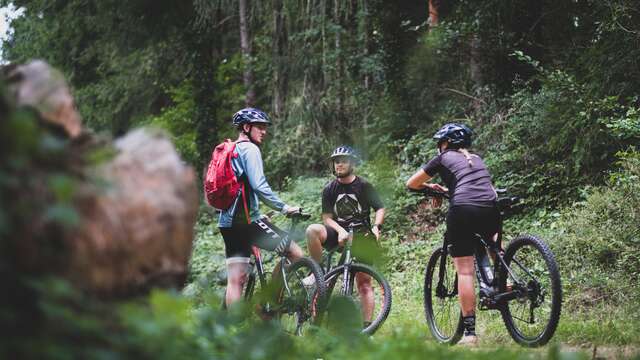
[544, 150, 640, 306]
[2, 0, 195, 134]
[145, 81, 198, 165]
[479, 67, 637, 206]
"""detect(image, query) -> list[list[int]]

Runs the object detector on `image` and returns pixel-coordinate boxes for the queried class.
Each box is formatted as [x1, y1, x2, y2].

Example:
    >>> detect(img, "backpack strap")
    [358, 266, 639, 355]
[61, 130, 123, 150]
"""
[240, 182, 251, 224]
[234, 139, 252, 224]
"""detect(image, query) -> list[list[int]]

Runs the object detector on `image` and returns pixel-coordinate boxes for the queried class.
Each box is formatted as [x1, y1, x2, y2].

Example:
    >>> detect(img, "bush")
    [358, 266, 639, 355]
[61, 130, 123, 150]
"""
[545, 150, 640, 306]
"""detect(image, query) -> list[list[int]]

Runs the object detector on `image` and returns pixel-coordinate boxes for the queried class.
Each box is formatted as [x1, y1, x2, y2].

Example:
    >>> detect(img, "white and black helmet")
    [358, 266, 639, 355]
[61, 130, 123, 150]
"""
[330, 145, 360, 163]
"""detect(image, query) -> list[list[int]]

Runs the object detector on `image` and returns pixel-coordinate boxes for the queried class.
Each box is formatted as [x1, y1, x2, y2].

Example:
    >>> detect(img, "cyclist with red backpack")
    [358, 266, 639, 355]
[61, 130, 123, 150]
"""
[205, 107, 303, 306]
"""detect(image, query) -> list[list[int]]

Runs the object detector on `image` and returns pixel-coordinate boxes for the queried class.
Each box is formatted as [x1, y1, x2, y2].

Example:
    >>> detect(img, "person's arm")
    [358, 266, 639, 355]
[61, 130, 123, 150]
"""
[406, 157, 448, 207]
[365, 182, 385, 240]
[371, 208, 385, 240]
[321, 185, 349, 245]
[322, 213, 349, 245]
[241, 144, 292, 212]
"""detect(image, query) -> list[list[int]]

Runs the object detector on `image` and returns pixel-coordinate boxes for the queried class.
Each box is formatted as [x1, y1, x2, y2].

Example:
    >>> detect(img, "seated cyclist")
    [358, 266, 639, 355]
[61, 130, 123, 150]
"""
[406, 123, 499, 346]
[305, 146, 385, 327]
[218, 108, 303, 307]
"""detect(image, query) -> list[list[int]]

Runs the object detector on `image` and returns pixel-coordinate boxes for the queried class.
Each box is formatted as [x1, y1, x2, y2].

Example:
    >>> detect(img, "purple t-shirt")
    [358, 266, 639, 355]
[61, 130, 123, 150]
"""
[422, 150, 496, 207]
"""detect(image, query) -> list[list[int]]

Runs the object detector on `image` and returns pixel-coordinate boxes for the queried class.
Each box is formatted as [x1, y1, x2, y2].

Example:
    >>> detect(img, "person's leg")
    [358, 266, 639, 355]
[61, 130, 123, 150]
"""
[305, 224, 327, 263]
[220, 227, 252, 307]
[355, 272, 374, 324]
[226, 257, 250, 306]
[452, 256, 476, 316]
[447, 206, 479, 344]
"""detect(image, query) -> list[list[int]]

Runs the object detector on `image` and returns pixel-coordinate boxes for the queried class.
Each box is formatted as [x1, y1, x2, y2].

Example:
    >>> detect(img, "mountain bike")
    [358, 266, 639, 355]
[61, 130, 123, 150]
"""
[221, 210, 327, 336]
[413, 188, 562, 347]
[320, 223, 392, 335]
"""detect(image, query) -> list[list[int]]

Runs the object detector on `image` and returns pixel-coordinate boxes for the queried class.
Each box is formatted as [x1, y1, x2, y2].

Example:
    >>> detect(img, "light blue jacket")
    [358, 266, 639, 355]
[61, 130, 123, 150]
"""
[218, 141, 289, 228]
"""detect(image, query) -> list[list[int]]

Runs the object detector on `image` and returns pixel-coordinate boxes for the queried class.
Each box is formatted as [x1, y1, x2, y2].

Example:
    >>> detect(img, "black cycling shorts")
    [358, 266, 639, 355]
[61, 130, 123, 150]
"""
[446, 205, 500, 258]
[322, 225, 382, 266]
[220, 218, 289, 258]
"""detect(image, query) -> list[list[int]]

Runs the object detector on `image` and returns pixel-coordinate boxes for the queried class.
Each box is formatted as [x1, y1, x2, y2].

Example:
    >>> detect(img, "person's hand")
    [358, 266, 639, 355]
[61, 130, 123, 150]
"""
[426, 183, 448, 193]
[425, 183, 447, 208]
[283, 205, 301, 215]
[337, 229, 349, 246]
[371, 225, 381, 241]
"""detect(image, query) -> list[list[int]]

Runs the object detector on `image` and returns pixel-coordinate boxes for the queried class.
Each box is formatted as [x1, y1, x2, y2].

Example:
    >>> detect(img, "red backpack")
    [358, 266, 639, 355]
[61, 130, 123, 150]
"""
[203, 140, 250, 219]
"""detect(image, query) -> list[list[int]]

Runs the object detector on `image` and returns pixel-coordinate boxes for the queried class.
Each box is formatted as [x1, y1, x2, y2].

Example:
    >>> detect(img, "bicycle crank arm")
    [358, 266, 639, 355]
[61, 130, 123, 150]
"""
[493, 289, 523, 303]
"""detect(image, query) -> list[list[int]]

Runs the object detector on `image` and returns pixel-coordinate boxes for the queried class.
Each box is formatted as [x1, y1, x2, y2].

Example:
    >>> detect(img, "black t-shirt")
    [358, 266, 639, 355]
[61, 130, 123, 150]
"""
[321, 176, 384, 229]
[422, 149, 496, 207]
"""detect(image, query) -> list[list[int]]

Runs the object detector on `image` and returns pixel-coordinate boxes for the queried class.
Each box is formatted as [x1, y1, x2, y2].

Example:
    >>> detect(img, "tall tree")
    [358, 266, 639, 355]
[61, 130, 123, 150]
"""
[272, 0, 288, 117]
[239, 0, 256, 107]
[428, 0, 440, 26]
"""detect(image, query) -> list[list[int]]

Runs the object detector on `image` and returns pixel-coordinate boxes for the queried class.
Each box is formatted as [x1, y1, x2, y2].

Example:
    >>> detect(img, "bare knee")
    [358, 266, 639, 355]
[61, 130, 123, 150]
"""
[306, 224, 326, 243]
[453, 256, 475, 276]
[227, 261, 249, 287]
[288, 242, 304, 259]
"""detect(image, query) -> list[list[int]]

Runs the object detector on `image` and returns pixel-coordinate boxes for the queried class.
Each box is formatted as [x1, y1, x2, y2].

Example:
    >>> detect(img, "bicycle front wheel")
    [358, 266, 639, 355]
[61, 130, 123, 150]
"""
[276, 257, 327, 336]
[499, 234, 562, 347]
[424, 247, 463, 344]
[324, 263, 392, 335]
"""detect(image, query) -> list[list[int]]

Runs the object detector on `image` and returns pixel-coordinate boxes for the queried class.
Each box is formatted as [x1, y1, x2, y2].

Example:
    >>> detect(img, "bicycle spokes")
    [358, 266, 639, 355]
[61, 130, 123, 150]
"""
[500, 235, 562, 346]
[424, 248, 463, 343]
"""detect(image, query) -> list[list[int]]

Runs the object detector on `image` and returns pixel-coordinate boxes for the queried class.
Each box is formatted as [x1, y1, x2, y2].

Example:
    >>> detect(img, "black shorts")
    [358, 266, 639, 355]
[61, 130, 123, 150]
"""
[446, 205, 500, 258]
[322, 225, 382, 266]
[220, 218, 289, 258]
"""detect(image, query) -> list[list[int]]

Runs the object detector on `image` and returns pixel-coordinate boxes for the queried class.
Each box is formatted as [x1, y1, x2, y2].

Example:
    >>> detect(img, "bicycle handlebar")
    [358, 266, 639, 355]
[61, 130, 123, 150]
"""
[407, 187, 450, 199]
[408, 187, 521, 213]
[285, 209, 311, 220]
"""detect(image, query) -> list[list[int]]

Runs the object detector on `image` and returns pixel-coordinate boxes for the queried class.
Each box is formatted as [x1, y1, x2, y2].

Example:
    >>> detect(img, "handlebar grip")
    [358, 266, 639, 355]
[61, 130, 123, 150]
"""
[407, 186, 449, 198]
[286, 211, 311, 220]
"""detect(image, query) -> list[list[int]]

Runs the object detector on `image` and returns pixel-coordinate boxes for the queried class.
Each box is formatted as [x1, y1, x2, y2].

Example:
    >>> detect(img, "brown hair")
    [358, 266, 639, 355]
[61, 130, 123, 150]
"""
[458, 148, 474, 167]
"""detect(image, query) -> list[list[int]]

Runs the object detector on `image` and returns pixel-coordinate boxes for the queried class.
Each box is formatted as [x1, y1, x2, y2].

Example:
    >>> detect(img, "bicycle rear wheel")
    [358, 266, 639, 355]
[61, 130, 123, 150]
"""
[324, 263, 391, 335]
[499, 234, 562, 347]
[276, 257, 327, 336]
[424, 247, 463, 344]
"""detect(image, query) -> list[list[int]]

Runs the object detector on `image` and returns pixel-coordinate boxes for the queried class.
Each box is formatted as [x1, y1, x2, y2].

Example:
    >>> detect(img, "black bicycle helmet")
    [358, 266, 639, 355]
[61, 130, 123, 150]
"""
[432, 123, 473, 148]
[232, 107, 272, 127]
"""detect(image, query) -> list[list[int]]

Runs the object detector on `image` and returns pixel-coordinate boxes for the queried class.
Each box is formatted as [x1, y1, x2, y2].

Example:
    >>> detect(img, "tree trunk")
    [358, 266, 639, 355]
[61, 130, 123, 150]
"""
[273, 0, 288, 118]
[334, 0, 344, 126]
[469, 34, 483, 88]
[362, 0, 371, 90]
[428, 0, 440, 26]
[239, 0, 256, 107]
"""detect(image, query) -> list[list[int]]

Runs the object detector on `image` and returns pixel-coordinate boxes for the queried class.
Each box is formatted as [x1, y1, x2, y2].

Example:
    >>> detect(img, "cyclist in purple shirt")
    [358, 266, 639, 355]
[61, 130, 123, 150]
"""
[406, 123, 499, 346]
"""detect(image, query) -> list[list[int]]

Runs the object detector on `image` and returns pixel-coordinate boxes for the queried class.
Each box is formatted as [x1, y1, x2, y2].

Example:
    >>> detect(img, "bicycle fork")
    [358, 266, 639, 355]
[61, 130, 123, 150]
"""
[341, 229, 354, 295]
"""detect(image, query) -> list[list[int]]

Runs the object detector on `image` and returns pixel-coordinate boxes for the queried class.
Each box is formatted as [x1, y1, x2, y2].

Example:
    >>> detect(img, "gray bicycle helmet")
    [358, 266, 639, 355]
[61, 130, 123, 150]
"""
[232, 107, 272, 127]
[433, 123, 473, 148]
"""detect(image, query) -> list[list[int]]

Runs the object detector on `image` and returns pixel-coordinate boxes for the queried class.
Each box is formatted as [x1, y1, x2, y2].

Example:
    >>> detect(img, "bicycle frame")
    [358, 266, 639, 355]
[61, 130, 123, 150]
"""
[322, 225, 360, 295]
[244, 215, 307, 304]
[412, 187, 532, 308]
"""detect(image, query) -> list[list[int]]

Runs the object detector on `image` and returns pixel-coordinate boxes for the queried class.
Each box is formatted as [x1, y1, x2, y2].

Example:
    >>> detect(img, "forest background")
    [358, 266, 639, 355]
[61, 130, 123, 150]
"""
[1, 0, 639, 358]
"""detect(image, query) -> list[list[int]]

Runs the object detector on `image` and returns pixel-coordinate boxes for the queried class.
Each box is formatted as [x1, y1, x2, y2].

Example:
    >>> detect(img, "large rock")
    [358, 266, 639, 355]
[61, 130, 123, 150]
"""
[5, 60, 82, 138]
[3, 60, 198, 296]
[69, 128, 198, 295]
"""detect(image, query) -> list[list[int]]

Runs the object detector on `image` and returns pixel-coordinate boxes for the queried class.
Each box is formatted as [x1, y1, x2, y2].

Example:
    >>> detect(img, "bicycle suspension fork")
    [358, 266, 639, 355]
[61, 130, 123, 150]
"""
[341, 228, 354, 295]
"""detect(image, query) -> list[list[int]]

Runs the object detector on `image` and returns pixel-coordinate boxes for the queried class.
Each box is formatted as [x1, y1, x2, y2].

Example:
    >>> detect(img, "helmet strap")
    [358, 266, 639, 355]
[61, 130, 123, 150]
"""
[242, 124, 257, 144]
